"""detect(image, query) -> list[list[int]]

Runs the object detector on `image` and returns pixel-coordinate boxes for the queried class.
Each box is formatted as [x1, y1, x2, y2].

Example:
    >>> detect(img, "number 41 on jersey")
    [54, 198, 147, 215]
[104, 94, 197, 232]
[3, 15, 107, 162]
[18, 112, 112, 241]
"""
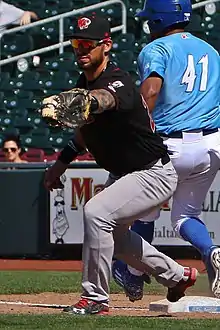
[181, 54, 208, 92]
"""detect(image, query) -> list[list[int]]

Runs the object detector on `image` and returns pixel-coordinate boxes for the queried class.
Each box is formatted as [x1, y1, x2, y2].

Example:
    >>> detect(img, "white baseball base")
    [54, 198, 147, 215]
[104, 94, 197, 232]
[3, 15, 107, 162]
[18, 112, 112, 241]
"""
[149, 296, 220, 313]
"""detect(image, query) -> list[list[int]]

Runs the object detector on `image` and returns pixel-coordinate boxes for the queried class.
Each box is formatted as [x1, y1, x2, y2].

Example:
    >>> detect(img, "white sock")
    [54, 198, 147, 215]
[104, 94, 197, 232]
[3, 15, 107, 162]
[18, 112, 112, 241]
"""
[128, 265, 144, 276]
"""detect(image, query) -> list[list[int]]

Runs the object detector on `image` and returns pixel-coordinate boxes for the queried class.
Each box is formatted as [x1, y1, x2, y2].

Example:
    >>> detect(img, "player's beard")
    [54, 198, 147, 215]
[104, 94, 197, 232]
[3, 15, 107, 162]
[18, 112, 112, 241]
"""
[77, 52, 105, 72]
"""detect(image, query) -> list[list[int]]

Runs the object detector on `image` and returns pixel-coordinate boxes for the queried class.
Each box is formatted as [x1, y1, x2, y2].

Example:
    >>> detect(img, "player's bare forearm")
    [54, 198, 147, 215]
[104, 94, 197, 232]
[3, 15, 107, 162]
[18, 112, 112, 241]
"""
[140, 76, 162, 113]
[90, 89, 116, 113]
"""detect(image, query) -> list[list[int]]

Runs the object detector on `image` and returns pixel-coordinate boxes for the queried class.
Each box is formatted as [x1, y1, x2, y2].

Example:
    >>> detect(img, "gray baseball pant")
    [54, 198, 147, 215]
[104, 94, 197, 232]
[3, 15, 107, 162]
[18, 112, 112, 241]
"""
[81, 159, 185, 303]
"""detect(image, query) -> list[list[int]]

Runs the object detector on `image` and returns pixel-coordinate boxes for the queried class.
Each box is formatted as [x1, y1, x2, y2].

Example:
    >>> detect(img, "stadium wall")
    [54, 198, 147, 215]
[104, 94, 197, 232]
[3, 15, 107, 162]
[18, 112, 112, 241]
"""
[0, 162, 219, 260]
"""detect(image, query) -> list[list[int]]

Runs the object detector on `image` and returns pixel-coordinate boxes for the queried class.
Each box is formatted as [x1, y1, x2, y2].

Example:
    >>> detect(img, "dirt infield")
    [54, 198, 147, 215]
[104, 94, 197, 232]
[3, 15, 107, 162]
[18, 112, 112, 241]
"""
[0, 259, 206, 272]
[0, 258, 216, 318]
[0, 293, 220, 319]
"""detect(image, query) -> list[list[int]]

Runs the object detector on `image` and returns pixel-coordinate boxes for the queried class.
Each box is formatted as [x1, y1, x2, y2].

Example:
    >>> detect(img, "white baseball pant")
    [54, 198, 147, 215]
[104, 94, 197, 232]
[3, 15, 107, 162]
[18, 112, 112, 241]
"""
[140, 130, 220, 236]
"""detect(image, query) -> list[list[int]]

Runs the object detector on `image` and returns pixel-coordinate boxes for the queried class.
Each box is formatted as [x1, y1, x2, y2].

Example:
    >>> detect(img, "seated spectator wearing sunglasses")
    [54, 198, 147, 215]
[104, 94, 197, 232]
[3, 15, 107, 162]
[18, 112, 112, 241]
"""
[2, 134, 27, 164]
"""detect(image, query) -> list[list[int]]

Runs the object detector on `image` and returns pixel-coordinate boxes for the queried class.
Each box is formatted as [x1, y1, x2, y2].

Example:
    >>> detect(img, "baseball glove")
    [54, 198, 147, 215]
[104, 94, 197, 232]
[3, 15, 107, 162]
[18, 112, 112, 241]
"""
[40, 88, 92, 129]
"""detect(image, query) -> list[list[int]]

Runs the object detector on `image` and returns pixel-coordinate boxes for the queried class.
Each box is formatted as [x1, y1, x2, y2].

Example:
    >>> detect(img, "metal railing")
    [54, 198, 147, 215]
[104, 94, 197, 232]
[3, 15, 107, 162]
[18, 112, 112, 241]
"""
[192, 0, 220, 10]
[0, 0, 127, 67]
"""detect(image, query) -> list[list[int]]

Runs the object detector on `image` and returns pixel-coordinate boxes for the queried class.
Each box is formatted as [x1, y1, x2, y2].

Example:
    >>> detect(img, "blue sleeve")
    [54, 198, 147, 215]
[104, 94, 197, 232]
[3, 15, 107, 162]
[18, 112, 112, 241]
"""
[137, 43, 168, 82]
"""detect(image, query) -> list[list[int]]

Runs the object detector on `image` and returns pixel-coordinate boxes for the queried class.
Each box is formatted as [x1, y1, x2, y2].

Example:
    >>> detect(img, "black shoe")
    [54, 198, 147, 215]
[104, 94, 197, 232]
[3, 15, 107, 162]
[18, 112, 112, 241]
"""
[63, 298, 109, 315]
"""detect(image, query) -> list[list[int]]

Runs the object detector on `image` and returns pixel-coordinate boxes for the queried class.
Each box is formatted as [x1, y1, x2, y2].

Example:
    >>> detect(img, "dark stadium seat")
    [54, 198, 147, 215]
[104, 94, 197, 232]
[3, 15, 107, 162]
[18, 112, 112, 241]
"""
[208, 14, 220, 36]
[28, 1, 46, 13]
[20, 133, 33, 148]
[12, 108, 28, 118]
[71, 0, 89, 9]
[0, 106, 8, 115]
[129, 71, 141, 88]
[59, 0, 74, 13]
[21, 128, 54, 152]
[0, 115, 14, 129]
[2, 127, 19, 137]
[0, 92, 5, 101]
[208, 37, 220, 52]
[14, 90, 34, 100]
[137, 34, 151, 50]
[38, 71, 74, 91]
[187, 14, 202, 32]
[14, 72, 41, 91]
[2, 33, 34, 57]
[127, 1, 144, 18]
[115, 50, 137, 72]
[0, 73, 14, 91]
[44, 4, 60, 18]
[103, 4, 123, 24]
[27, 113, 48, 128]
[187, 13, 206, 39]
[43, 56, 80, 78]
[49, 133, 70, 149]
[13, 117, 34, 134]
[3, 95, 19, 110]
[112, 33, 136, 52]
[40, 22, 59, 42]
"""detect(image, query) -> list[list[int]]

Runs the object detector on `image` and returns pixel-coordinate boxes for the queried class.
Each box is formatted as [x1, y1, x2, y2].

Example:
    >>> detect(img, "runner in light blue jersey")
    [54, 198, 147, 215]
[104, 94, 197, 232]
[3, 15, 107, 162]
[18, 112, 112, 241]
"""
[112, 0, 220, 302]
[138, 32, 220, 134]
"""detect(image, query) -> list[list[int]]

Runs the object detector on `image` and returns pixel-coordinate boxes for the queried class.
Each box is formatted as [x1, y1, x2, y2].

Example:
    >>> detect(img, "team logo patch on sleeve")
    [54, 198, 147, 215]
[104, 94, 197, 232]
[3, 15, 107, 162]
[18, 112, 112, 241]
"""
[112, 81, 124, 88]
[108, 81, 124, 92]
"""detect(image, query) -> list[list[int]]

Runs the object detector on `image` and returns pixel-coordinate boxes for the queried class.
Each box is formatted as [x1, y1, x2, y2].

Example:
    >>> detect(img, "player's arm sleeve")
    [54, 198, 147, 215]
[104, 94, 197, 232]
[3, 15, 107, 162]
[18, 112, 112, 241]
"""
[92, 70, 136, 112]
[58, 128, 86, 164]
[137, 44, 168, 83]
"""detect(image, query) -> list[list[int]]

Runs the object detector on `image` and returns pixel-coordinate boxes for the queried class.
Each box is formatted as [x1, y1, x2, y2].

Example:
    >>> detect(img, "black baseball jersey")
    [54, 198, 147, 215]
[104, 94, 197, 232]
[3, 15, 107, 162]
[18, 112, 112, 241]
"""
[76, 62, 168, 176]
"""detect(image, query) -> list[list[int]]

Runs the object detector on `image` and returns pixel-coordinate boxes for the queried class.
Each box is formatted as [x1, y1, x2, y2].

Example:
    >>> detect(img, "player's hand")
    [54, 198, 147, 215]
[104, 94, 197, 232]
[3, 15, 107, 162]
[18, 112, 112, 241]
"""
[44, 173, 64, 191]
[44, 160, 67, 191]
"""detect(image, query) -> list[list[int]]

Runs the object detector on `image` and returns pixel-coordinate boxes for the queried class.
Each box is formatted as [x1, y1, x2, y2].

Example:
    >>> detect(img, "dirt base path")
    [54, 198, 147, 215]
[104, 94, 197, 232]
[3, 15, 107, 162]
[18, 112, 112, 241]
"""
[0, 292, 219, 319]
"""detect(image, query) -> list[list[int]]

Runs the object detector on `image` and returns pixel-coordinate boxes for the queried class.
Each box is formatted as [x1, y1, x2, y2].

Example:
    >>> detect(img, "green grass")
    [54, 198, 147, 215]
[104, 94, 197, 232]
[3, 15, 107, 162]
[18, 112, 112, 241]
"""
[0, 315, 218, 330]
[0, 271, 210, 296]
[0, 271, 215, 329]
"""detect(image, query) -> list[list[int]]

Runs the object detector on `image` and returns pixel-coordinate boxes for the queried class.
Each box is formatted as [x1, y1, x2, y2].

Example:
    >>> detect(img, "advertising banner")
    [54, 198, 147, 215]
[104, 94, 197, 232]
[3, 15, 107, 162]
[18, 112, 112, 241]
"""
[50, 167, 220, 246]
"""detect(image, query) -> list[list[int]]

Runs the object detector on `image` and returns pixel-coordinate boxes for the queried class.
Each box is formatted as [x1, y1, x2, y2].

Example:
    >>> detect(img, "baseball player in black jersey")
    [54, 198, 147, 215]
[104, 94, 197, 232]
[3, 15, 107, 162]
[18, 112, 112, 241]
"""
[43, 15, 198, 315]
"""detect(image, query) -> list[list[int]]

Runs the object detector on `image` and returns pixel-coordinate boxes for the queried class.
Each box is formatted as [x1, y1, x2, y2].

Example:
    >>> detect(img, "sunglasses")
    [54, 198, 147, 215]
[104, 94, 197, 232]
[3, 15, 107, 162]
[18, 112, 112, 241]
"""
[71, 39, 107, 49]
[3, 147, 18, 153]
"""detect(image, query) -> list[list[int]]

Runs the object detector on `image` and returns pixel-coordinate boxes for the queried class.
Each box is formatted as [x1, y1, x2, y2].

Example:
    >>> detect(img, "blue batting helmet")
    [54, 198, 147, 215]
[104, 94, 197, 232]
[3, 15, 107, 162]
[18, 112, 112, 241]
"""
[136, 0, 192, 34]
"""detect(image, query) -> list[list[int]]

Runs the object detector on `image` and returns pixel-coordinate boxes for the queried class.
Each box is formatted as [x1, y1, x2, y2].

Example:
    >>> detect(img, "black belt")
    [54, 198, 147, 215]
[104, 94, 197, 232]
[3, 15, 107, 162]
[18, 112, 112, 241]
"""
[161, 153, 170, 165]
[160, 128, 218, 139]
[114, 153, 171, 177]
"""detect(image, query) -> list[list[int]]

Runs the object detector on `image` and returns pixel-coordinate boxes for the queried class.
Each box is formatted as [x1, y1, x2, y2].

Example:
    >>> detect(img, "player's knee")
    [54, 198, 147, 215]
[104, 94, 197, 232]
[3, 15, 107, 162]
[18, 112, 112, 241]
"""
[83, 199, 98, 226]
[83, 198, 113, 232]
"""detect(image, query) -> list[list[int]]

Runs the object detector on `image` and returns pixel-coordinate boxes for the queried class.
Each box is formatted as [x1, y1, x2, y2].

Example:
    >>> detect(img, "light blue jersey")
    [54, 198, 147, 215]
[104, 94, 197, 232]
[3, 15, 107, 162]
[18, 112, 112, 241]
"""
[138, 32, 220, 134]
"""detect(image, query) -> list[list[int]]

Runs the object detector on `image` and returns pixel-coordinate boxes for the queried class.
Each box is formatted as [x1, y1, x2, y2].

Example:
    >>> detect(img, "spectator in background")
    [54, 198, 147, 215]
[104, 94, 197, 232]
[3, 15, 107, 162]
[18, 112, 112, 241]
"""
[0, 0, 38, 33]
[2, 134, 27, 163]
